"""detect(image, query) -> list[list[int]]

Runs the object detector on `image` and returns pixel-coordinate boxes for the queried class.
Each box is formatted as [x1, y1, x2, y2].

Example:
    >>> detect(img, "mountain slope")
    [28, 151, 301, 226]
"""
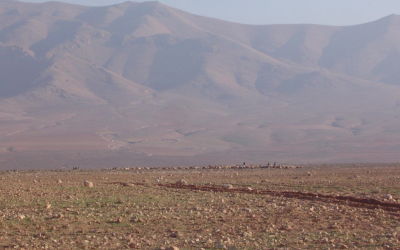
[1, 1, 400, 167]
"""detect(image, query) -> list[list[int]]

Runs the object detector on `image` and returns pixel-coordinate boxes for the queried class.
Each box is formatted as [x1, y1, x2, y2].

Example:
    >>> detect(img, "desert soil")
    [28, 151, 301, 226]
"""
[1, 164, 400, 249]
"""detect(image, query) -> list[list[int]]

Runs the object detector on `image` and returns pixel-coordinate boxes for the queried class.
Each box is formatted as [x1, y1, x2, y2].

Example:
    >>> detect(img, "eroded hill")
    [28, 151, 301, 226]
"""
[1, 1, 400, 167]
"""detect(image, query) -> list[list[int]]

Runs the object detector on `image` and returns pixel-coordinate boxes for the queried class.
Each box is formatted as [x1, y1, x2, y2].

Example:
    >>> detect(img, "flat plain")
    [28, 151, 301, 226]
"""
[1, 164, 400, 249]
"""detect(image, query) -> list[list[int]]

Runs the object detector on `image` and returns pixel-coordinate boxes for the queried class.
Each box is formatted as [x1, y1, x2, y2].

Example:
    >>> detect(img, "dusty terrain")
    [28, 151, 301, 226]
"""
[1, 164, 400, 249]
[1, 1, 400, 164]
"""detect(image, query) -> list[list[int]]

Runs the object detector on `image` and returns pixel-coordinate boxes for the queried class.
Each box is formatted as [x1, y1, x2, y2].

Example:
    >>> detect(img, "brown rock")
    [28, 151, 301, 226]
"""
[279, 224, 292, 231]
[176, 180, 187, 185]
[170, 231, 180, 238]
[84, 180, 93, 188]
[222, 184, 233, 189]
[166, 247, 179, 250]
[128, 242, 140, 249]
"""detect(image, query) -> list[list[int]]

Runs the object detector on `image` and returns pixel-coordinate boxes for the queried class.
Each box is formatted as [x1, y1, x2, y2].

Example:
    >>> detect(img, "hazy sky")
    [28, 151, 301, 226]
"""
[20, 0, 400, 26]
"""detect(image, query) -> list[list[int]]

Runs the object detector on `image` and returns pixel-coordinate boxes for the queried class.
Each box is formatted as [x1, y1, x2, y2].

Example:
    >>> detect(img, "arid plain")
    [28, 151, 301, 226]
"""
[1, 164, 400, 249]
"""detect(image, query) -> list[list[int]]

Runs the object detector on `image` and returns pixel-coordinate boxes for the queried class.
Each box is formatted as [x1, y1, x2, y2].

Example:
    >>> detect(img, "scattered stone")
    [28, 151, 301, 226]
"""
[170, 231, 180, 238]
[279, 224, 292, 231]
[222, 184, 233, 189]
[242, 231, 252, 237]
[57, 179, 62, 184]
[384, 194, 393, 200]
[84, 180, 93, 188]
[204, 238, 213, 245]
[176, 180, 187, 185]
[130, 216, 139, 222]
[1, 164, 398, 249]
[55, 213, 64, 219]
[329, 223, 339, 229]
[128, 242, 140, 249]
[166, 247, 179, 250]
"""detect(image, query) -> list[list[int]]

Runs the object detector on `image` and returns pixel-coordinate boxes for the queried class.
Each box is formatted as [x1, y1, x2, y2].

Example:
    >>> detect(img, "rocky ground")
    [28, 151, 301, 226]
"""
[1, 164, 400, 249]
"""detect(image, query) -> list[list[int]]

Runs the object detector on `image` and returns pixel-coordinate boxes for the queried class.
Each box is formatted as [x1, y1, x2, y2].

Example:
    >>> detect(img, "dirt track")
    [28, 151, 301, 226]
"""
[117, 182, 400, 215]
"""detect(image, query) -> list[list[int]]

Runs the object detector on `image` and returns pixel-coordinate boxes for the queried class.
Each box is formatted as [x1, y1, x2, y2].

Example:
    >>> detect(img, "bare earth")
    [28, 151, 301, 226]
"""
[1, 164, 400, 249]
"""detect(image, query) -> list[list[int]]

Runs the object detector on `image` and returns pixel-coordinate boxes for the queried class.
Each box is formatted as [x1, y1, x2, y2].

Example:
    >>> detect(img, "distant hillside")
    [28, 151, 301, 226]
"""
[1, 1, 400, 168]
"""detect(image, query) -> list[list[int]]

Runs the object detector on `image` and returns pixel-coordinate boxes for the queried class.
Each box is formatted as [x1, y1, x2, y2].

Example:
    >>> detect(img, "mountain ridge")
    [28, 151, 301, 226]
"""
[1, 1, 400, 167]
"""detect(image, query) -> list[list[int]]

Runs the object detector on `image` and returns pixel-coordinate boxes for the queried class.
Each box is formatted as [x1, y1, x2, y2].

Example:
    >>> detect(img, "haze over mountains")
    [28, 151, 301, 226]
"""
[1, 1, 400, 168]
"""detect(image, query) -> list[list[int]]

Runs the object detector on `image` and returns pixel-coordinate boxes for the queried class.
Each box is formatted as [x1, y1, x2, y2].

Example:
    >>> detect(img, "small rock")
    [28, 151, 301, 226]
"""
[279, 224, 292, 231]
[176, 180, 187, 185]
[222, 184, 233, 189]
[128, 242, 140, 249]
[165, 247, 179, 250]
[84, 180, 93, 188]
[170, 231, 180, 238]
[46, 203, 51, 209]
[384, 194, 393, 200]
[57, 179, 62, 184]
[55, 213, 64, 218]
[204, 238, 213, 245]
[329, 223, 339, 229]
[18, 214, 25, 220]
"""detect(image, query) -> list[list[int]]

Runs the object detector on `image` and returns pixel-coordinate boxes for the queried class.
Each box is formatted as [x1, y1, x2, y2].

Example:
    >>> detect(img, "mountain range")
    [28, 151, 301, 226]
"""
[1, 1, 400, 168]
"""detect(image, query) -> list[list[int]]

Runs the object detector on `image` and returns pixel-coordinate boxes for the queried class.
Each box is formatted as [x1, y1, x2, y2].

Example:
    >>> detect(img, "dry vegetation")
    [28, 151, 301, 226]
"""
[1, 164, 400, 249]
